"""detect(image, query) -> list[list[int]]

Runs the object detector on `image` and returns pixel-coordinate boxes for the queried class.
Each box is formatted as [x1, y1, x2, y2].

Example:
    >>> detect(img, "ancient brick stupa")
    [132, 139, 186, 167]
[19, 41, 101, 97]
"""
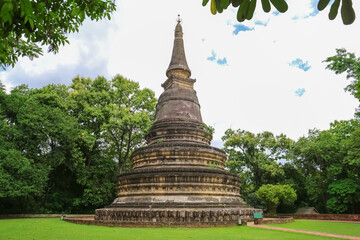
[95, 18, 260, 226]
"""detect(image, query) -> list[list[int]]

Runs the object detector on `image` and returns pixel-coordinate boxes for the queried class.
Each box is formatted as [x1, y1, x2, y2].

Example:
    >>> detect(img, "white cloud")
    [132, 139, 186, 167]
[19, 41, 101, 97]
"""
[295, 88, 306, 97]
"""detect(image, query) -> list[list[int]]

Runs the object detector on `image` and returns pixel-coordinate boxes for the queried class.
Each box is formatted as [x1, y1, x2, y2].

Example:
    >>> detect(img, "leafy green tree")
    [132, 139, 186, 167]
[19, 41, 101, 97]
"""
[0, 76, 157, 213]
[327, 178, 359, 213]
[324, 48, 360, 117]
[293, 120, 360, 213]
[102, 75, 157, 173]
[202, 0, 356, 25]
[68, 75, 156, 208]
[346, 126, 360, 176]
[256, 184, 297, 216]
[0, 0, 116, 70]
[292, 129, 334, 212]
[69, 75, 156, 174]
[0, 84, 48, 201]
[277, 162, 307, 213]
[222, 129, 293, 203]
[0, 84, 87, 213]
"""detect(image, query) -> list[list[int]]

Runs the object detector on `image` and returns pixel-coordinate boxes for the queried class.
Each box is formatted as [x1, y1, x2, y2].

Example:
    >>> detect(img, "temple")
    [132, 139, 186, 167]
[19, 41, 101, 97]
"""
[94, 18, 261, 226]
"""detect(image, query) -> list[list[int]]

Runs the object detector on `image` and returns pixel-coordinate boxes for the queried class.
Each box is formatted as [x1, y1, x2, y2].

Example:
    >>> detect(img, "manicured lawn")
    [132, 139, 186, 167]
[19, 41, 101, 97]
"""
[268, 220, 360, 237]
[0, 218, 331, 240]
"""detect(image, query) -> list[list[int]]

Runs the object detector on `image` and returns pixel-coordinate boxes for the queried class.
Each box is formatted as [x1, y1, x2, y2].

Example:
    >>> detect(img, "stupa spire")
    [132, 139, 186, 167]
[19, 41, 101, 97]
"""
[166, 15, 191, 78]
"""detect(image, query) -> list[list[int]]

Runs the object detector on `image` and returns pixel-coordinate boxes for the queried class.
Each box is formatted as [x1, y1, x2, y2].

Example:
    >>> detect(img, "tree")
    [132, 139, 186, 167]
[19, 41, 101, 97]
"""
[277, 162, 307, 213]
[0, 85, 49, 202]
[102, 76, 156, 173]
[68, 75, 156, 208]
[324, 48, 360, 117]
[202, 0, 356, 25]
[222, 129, 293, 204]
[327, 178, 359, 213]
[0, 83, 88, 213]
[0, 76, 157, 213]
[0, 0, 116, 70]
[292, 120, 360, 213]
[256, 184, 297, 216]
[69, 75, 156, 174]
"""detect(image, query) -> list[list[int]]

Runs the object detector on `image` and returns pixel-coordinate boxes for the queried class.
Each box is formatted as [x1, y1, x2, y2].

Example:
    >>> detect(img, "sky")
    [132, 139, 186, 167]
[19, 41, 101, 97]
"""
[1, 0, 360, 147]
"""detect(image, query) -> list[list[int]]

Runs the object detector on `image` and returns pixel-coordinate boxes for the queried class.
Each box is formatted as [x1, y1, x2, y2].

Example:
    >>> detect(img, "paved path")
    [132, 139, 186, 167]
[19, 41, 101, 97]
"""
[248, 222, 360, 240]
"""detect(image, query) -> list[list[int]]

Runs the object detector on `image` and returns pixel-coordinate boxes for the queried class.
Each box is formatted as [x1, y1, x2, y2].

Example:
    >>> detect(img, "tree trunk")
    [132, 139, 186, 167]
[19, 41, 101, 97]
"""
[267, 203, 278, 217]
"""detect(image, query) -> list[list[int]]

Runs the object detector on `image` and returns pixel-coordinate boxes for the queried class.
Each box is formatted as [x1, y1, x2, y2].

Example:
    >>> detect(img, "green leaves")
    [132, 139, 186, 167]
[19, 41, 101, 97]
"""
[256, 184, 297, 216]
[70, 75, 156, 175]
[247, 0, 257, 20]
[0, 1, 14, 24]
[0, 76, 156, 213]
[317, 0, 331, 11]
[317, 0, 356, 25]
[209, 0, 231, 15]
[324, 48, 360, 109]
[261, 0, 271, 13]
[202, 0, 210, 6]
[224, 116, 360, 214]
[203, 0, 356, 24]
[237, 0, 251, 21]
[327, 179, 359, 213]
[204, 0, 288, 21]
[220, 0, 231, 9]
[235, 0, 258, 22]
[0, 0, 116, 70]
[0, 149, 48, 198]
[222, 128, 293, 203]
[232, 0, 242, 7]
[211, 0, 217, 14]
[269, 0, 287, 13]
[341, 0, 355, 25]
[293, 118, 360, 213]
[329, 0, 341, 20]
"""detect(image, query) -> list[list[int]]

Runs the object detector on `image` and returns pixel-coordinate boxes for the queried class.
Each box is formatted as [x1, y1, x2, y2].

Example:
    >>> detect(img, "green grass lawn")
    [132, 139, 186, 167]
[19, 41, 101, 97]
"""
[0, 218, 332, 240]
[268, 220, 360, 237]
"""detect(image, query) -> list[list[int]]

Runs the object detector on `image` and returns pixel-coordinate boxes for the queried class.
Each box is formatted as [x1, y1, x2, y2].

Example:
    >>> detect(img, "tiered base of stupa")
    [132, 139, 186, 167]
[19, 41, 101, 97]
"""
[94, 119, 262, 226]
[95, 208, 259, 227]
[95, 166, 261, 226]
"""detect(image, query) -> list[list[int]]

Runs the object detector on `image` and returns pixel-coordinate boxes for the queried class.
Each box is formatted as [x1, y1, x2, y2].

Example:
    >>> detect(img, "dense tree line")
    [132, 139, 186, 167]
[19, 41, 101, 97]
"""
[223, 119, 360, 214]
[0, 75, 156, 213]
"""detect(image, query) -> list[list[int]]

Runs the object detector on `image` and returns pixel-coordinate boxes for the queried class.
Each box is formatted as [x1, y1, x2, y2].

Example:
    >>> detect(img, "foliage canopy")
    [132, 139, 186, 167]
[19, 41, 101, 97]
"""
[202, 0, 356, 25]
[0, 75, 156, 213]
[324, 48, 360, 116]
[256, 184, 297, 216]
[0, 0, 116, 70]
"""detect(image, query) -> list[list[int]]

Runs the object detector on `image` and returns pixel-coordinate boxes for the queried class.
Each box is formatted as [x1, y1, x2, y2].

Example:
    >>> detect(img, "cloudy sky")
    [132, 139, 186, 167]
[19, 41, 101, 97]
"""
[1, 0, 359, 146]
